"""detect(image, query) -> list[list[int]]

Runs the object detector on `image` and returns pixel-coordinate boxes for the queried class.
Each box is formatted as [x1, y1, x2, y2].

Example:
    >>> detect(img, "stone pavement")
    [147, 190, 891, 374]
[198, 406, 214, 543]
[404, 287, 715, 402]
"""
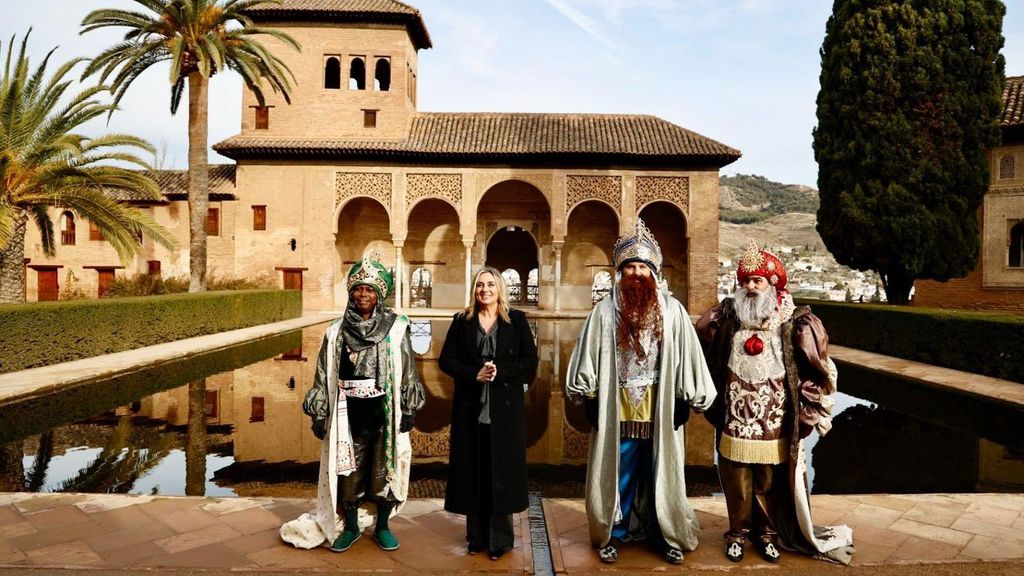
[2, 492, 1024, 573]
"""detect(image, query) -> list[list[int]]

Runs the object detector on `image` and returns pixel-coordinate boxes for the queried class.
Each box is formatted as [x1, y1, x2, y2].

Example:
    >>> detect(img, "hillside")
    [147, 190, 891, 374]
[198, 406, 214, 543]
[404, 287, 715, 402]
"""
[719, 213, 826, 257]
[720, 174, 819, 224]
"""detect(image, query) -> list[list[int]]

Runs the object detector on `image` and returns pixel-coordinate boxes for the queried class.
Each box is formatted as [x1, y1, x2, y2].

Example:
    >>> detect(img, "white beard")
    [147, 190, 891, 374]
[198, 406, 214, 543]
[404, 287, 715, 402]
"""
[733, 286, 778, 328]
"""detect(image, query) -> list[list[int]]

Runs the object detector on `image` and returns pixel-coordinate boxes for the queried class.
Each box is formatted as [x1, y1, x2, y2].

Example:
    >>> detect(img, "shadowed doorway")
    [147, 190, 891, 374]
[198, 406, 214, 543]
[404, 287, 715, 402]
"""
[486, 226, 538, 305]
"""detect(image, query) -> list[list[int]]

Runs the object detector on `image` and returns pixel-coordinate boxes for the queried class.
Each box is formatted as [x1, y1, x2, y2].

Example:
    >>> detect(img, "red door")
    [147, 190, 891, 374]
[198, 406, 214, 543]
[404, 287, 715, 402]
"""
[37, 270, 58, 301]
[97, 269, 115, 297]
[283, 270, 303, 290]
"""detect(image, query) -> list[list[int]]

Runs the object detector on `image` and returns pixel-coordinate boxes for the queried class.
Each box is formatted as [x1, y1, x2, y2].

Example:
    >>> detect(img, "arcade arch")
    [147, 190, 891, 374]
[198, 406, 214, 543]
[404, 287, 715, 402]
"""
[405, 198, 462, 308]
[638, 201, 688, 303]
[334, 197, 394, 306]
[562, 200, 618, 309]
[477, 180, 550, 307]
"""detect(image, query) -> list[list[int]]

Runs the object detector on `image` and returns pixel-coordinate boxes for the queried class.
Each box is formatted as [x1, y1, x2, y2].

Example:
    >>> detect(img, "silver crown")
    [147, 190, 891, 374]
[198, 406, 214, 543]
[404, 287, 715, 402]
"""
[612, 218, 663, 272]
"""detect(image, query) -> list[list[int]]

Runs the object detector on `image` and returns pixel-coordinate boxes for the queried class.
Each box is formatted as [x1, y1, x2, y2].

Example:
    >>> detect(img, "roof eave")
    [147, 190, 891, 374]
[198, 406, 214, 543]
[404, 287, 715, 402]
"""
[245, 10, 432, 49]
[212, 146, 741, 169]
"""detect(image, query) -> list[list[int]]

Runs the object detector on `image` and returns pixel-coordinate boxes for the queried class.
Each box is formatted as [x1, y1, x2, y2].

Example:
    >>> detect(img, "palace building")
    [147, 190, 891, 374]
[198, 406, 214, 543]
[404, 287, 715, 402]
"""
[914, 75, 1024, 312]
[22, 0, 741, 313]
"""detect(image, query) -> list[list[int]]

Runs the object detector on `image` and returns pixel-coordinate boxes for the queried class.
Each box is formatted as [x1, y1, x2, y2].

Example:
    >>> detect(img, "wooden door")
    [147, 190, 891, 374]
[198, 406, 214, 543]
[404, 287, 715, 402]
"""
[37, 270, 58, 301]
[97, 269, 115, 297]
[283, 270, 302, 290]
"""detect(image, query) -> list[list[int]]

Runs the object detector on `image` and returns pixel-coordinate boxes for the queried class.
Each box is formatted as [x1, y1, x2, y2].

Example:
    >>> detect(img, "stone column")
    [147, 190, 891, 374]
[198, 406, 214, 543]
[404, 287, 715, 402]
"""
[552, 242, 564, 311]
[393, 242, 405, 309]
[463, 240, 474, 307]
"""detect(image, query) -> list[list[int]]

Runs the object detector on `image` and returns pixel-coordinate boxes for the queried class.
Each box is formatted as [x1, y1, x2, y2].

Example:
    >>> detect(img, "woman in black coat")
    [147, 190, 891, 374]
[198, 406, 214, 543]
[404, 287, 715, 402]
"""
[440, 266, 538, 560]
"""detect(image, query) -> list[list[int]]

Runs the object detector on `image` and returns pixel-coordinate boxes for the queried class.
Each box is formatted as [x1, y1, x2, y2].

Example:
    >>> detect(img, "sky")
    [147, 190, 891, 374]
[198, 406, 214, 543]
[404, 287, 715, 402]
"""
[3, 0, 1022, 187]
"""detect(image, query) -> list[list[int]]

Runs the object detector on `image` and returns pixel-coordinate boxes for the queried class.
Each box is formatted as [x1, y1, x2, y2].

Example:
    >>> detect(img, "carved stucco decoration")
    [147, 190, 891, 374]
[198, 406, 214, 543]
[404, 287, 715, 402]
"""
[335, 172, 392, 210]
[406, 173, 462, 210]
[564, 420, 592, 460]
[410, 427, 450, 457]
[636, 176, 689, 215]
[988, 186, 1024, 196]
[566, 175, 622, 215]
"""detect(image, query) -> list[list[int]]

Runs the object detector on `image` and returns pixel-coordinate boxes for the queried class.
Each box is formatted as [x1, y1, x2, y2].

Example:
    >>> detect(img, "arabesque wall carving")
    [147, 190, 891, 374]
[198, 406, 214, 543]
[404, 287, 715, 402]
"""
[566, 175, 621, 214]
[335, 172, 392, 209]
[636, 176, 689, 214]
[407, 173, 462, 209]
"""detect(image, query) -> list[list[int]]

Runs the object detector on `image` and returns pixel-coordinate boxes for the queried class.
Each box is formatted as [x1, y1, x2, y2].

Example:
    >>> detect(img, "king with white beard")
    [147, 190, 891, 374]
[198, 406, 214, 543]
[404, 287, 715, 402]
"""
[696, 241, 854, 566]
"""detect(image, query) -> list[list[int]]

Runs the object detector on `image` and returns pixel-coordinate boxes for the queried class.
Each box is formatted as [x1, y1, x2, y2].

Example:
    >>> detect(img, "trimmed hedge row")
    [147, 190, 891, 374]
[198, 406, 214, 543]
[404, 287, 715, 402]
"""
[797, 300, 1024, 383]
[0, 290, 302, 374]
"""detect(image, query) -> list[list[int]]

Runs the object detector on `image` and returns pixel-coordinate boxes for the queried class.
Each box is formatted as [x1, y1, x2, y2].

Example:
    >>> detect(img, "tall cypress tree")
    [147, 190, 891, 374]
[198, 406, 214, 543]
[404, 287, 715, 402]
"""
[813, 0, 1005, 304]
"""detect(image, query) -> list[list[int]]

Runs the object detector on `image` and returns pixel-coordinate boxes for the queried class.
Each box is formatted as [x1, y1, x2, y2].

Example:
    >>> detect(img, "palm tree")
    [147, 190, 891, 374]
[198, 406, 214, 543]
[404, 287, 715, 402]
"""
[0, 33, 174, 304]
[82, 0, 299, 292]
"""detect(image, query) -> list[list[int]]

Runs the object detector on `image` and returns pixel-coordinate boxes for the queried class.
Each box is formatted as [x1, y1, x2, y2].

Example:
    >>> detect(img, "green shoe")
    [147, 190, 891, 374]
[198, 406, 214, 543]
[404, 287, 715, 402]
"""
[373, 529, 400, 551]
[330, 530, 361, 553]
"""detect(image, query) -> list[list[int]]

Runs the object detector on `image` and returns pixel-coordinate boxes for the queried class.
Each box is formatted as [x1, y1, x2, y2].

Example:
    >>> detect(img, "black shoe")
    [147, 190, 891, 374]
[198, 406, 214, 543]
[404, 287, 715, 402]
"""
[488, 548, 505, 560]
[725, 540, 745, 562]
[664, 546, 684, 564]
[757, 540, 781, 563]
[467, 543, 484, 555]
[598, 542, 619, 563]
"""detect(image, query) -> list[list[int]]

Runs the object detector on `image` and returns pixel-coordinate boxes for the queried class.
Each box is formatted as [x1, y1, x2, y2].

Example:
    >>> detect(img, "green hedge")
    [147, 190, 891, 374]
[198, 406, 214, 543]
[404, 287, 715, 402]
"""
[796, 300, 1024, 383]
[0, 290, 302, 374]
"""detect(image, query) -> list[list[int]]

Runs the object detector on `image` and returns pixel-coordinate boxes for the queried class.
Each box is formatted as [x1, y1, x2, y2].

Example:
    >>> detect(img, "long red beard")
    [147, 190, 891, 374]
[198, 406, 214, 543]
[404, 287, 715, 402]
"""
[617, 273, 662, 357]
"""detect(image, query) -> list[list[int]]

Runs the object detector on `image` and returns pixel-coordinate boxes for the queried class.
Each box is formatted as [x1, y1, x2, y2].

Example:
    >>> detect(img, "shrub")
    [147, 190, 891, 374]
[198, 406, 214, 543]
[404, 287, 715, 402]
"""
[101, 273, 271, 298]
[797, 300, 1024, 383]
[0, 290, 301, 374]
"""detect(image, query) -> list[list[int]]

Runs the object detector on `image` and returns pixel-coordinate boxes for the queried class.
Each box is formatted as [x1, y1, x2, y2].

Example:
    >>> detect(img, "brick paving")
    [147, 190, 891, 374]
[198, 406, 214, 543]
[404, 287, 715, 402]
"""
[1, 492, 1023, 573]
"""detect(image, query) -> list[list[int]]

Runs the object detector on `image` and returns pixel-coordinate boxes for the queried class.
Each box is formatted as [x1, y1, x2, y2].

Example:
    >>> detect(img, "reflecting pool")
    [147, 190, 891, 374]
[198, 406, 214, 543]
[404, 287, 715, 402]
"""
[1, 318, 1021, 497]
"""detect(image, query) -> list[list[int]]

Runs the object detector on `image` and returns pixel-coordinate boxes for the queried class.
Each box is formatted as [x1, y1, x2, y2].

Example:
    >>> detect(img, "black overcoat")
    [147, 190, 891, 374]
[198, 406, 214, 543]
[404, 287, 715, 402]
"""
[439, 308, 538, 515]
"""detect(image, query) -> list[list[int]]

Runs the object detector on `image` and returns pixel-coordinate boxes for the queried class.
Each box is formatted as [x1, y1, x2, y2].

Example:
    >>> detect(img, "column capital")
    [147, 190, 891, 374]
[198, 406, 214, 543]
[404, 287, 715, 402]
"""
[462, 238, 475, 249]
[391, 236, 406, 249]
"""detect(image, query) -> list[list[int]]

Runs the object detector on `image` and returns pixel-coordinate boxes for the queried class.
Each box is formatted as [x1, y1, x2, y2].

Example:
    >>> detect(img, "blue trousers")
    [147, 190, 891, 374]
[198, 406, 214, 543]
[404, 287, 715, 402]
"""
[611, 437, 663, 543]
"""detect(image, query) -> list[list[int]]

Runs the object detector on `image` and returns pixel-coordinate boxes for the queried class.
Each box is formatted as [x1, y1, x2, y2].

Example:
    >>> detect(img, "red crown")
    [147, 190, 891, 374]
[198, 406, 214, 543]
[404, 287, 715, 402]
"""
[736, 240, 787, 291]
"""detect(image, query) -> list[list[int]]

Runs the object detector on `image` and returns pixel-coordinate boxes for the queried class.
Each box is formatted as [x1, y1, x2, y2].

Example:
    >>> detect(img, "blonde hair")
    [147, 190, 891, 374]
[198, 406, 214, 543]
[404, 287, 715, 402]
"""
[465, 266, 511, 323]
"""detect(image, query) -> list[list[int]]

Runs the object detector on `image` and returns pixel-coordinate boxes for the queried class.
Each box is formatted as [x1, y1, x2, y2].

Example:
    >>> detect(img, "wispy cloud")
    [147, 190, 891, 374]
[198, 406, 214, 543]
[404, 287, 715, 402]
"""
[543, 0, 620, 52]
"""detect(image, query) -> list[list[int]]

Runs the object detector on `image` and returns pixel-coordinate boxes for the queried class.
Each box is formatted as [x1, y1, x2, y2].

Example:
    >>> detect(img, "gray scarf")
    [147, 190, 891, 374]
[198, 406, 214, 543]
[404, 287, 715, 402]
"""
[340, 301, 397, 381]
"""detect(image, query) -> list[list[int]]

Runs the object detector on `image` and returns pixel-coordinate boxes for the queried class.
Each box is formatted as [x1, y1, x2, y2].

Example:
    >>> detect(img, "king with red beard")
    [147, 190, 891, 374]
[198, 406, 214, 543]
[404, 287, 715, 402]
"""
[696, 241, 854, 565]
[566, 219, 717, 566]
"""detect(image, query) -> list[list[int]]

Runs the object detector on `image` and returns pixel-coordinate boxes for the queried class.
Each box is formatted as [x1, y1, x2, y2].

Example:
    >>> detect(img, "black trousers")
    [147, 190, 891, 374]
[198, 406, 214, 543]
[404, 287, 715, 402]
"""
[466, 424, 514, 552]
[338, 420, 397, 509]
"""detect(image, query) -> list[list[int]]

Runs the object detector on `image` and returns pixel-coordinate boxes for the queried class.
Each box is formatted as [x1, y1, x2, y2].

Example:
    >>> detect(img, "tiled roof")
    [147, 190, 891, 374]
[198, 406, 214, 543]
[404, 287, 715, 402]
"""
[1002, 75, 1023, 128]
[244, 0, 431, 49]
[213, 113, 741, 167]
[118, 165, 237, 203]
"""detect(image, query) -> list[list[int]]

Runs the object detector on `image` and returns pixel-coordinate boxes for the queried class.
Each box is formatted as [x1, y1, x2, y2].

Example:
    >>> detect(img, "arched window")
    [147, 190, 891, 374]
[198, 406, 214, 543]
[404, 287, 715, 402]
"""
[1010, 221, 1024, 268]
[502, 268, 522, 303]
[409, 320, 432, 355]
[349, 57, 366, 90]
[374, 58, 391, 91]
[410, 267, 432, 308]
[324, 56, 341, 89]
[592, 270, 612, 304]
[60, 211, 76, 245]
[526, 268, 539, 304]
[999, 154, 1016, 180]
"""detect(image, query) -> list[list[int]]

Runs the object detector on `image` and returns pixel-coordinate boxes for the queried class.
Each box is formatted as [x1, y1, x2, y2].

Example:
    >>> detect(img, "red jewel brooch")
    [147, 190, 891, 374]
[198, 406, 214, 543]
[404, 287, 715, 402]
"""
[743, 334, 764, 356]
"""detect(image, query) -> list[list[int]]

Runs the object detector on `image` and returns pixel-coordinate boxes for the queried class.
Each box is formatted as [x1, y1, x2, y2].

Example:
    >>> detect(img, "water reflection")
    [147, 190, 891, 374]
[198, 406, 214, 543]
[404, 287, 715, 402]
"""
[1, 319, 1022, 497]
